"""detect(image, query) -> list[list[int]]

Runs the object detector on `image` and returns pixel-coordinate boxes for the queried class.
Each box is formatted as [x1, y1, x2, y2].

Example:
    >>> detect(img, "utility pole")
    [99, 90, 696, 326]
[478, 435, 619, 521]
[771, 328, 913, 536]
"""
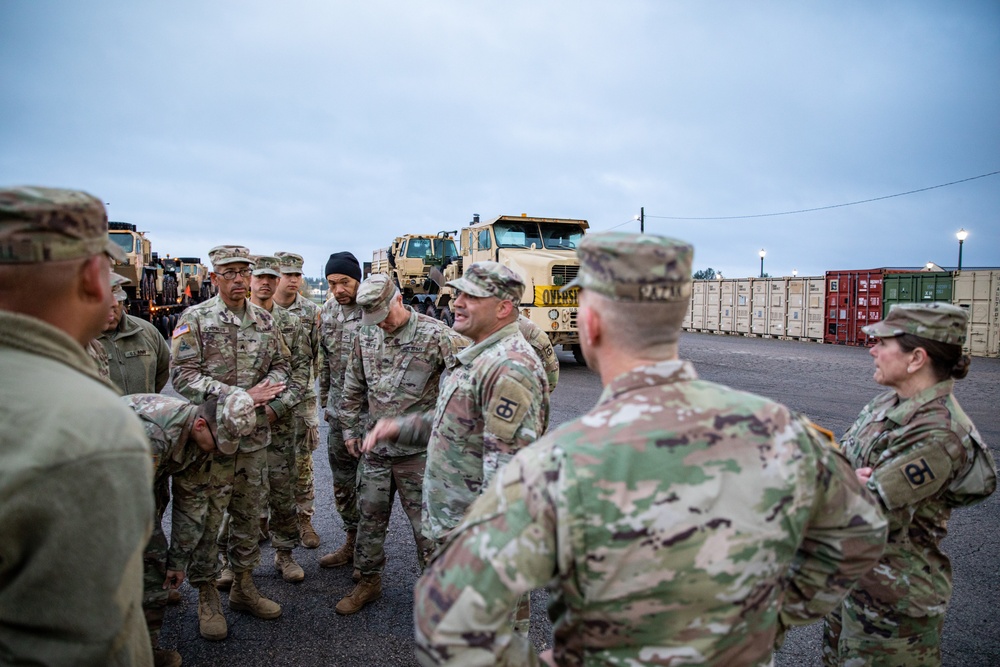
[640, 207, 644, 234]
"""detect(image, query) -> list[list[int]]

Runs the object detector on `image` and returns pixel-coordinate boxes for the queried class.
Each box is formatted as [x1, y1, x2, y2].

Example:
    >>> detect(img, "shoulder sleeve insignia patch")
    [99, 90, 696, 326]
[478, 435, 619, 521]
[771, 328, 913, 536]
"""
[872, 446, 951, 510]
[172, 323, 190, 338]
[485, 375, 534, 442]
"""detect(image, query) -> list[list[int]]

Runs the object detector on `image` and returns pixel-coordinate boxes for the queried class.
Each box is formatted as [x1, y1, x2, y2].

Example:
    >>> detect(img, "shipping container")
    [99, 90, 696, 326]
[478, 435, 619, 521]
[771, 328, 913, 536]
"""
[784, 276, 825, 341]
[719, 279, 737, 333]
[735, 280, 752, 335]
[751, 279, 768, 335]
[952, 270, 1000, 358]
[705, 280, 722, 331]
[883, 272, 954, 316]
[824, 269, 914, 346]
[766, 279, 788, 337]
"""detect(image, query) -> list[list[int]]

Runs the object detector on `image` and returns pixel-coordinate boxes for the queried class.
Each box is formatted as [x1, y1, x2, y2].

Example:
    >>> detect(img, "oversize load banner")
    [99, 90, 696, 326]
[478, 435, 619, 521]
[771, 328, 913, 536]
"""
[534, 285, 579, 307]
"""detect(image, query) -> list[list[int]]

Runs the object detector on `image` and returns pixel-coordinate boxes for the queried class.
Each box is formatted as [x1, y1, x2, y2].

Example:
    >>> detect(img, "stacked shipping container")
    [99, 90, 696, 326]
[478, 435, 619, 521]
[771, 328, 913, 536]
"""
[680, 269, 1000, 357]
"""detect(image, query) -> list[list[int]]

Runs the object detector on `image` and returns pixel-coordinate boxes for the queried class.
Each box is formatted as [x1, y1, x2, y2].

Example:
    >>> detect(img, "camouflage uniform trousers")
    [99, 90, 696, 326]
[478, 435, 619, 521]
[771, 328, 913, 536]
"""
[355, 450, 434, 575]
[265, 416, 301, 549]
[822, 597, 945, 667]
[293, 410, 319, 519]
[180, 448, 268, 579]
[142, 481, 172, 645]
[327, 414, 360, 532]
[171, 457, 232, 586]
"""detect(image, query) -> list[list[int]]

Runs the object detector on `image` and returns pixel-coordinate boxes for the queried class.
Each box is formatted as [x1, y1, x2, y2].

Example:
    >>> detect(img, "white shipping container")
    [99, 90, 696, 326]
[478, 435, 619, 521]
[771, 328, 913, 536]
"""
[806, 278, 826, 341]
[767, 279, 788, 337]
[736, 280, 752, 335]
[751, 279, 768, 335]
[952, 270, 1000, 358]
[720, 280, 737, 333]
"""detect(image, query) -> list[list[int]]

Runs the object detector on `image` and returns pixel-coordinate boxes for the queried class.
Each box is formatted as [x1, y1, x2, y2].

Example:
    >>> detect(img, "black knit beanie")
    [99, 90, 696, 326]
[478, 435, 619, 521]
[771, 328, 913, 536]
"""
[325, 252, 362, 281]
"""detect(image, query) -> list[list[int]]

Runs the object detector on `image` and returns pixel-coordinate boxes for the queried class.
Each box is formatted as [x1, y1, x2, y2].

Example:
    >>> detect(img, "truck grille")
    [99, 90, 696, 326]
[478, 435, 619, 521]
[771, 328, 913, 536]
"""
[552, 265, 578, 283]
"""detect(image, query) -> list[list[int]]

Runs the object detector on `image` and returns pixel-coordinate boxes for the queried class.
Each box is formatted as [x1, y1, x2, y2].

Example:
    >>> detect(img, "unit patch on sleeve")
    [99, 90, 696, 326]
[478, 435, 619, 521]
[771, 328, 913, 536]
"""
[484, 375, 533, 442]
[871, 445, 952, 510]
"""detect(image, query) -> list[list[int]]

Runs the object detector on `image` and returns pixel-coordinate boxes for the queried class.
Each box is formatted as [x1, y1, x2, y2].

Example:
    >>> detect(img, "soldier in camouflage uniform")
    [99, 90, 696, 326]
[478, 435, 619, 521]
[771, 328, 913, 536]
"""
[823, 303, 997, 667]
[414, 232, 889, 667]
[125, 389, 256, 667]
[273, 251, 323, 548]
[0, 186, 154, 666]
[336, 274, 464, 615]
[517, 314, 557, 431]
[99, 276, 171, 394]
[317, 252, 366, 572]
[169, 245, 289, 640]
[366, 261, 545, 636]
[246, 255, 311, 583]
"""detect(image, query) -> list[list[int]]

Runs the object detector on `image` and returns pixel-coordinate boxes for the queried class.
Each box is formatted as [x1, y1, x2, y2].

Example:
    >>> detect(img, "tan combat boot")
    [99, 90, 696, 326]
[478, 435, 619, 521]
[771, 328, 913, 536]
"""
[274, 549, 305, 583]
[153, 648, 183, 667]
[299, 516, 320, 548]
[319, 530, 355, 568]
[215, 556, 235, 591]
[229, 570, 282, 619]
[167, 587, 182, 605]
[197, 583, 227, 641]
[335, 573, 382, 615]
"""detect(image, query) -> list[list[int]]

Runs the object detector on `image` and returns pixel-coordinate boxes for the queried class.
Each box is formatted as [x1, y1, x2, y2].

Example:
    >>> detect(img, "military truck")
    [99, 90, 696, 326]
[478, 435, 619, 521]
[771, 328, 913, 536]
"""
[374, 214, 588, 362]
[108, 222, 213, 337]
[371, 232, 461, 321]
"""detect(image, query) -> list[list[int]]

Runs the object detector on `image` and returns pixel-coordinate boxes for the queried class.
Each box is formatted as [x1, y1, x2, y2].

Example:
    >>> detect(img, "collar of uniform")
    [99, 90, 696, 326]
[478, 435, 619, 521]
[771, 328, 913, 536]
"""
[884, 379, 956, 426]
[596, 359, 698, 405]
[384, 305, 418, 345]
[457, 321, 520, 366]
[215, 297, 265, 329]
[0, 310, 111, 386]
[111, 312, 143, 339]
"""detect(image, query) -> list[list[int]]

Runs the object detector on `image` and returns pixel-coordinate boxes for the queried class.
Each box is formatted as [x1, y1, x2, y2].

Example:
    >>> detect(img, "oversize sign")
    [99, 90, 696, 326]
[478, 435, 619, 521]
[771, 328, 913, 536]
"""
[534, 286, 579, 307]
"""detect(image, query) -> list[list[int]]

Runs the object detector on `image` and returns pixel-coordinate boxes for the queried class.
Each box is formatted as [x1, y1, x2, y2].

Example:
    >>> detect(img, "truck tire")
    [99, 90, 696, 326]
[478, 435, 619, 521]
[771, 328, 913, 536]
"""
[425, 303, 437, 320]
[412, 301, 427, 315]
[440, 306, 454, 327]
[571, 344, 586, 366]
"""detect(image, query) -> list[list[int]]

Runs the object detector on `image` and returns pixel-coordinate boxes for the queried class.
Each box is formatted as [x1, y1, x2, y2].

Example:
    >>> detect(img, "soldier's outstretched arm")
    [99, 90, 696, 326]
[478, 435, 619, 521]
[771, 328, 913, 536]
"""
[414, 448, 558, 667]
[778, 421, 888, 634]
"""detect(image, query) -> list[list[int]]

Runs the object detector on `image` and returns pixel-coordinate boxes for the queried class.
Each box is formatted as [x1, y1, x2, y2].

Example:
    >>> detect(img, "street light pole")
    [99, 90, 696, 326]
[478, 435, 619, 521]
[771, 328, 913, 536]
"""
[758, 249, 766, 278]
[956, 228, 968, 270]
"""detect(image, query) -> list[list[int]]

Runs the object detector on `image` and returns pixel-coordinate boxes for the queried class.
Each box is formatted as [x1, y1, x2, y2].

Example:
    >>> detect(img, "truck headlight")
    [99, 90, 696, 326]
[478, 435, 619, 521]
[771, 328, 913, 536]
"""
[548, 309, 558, 320]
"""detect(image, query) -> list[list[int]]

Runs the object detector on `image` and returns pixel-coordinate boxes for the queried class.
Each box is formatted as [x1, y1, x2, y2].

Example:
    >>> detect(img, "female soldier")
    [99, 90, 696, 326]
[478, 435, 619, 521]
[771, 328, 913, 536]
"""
[823, 302, 996, 666]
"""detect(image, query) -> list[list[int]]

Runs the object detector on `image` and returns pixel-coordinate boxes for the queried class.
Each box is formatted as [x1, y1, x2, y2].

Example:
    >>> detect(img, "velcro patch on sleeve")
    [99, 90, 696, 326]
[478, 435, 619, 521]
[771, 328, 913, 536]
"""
[172, 323, 190, 338]
[171, 334, 197, 361]
[872, 446, 952, 510]
[484, 375, 534, 443]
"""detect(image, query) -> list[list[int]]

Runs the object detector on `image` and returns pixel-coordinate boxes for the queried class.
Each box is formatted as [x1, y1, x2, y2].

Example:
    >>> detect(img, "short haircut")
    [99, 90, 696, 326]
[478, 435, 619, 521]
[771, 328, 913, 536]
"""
[195, 395, 220, 433]
[583, 289, 688, 356]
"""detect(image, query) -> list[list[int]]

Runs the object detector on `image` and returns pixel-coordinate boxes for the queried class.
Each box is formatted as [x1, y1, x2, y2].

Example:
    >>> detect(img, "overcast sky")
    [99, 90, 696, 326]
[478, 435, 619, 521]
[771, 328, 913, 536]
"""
[2, 1, 998, 279]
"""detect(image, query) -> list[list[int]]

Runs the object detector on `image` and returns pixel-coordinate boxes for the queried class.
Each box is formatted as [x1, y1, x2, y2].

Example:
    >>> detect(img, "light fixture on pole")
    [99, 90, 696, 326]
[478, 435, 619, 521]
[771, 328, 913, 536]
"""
[956, 228, 968, 270]
[758, 249, 766, 278]
[792, 269, 798, 277]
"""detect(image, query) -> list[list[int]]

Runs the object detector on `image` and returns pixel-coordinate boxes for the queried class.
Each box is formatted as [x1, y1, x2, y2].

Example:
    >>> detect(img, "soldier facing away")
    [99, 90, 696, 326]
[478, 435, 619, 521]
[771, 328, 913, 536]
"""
[273, 251, 323, 548]
[0, 186, 154, 666]
[413, 232, 889, 667]
[169, 245, 289, 641]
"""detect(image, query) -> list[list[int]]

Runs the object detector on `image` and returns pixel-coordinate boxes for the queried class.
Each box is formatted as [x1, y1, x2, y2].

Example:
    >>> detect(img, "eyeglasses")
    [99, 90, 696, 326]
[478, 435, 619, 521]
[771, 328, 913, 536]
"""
[218, 268, 252, 280]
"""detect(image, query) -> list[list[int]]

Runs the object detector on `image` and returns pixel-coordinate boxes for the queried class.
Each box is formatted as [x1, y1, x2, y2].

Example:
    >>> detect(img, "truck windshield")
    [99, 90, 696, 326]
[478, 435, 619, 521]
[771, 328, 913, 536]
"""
[539, 223, 585, 249]
[494, 222, 542, 248]
[109, 232, 135, 254]
[405, 238, 432, 258]
[438, 239, 458, 257]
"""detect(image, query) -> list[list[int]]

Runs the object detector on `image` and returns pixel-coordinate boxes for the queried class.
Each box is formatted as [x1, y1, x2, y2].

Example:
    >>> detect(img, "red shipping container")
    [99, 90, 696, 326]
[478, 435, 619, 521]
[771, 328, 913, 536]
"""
[824, 269, 917, 346]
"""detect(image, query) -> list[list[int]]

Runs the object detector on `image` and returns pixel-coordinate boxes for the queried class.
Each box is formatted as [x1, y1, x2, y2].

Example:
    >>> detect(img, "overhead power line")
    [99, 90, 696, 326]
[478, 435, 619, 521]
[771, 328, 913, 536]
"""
[643, 169, 1000, 221]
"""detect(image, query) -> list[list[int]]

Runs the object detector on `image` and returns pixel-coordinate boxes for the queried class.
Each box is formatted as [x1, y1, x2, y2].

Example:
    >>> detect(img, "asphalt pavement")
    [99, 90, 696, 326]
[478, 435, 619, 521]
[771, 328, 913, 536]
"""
[160, 332, 1000, 666]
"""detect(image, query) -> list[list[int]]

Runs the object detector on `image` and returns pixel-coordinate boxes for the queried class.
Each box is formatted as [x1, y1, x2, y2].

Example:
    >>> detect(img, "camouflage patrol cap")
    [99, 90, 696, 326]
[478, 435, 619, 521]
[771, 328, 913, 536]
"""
[563, 232, 693, 302]
[216, 388, 257, 455]
[110, 270, 129, 287]
[112, 284, 128, 302]
[275, 251, 304, 274]
[0, 186, 126, 264]
[862, 302, 968, 346]
[251, 255, 281, 277]
[208, 245, 253, 269]
[356, 274, 398, 325]
[447, 261, 524, 303]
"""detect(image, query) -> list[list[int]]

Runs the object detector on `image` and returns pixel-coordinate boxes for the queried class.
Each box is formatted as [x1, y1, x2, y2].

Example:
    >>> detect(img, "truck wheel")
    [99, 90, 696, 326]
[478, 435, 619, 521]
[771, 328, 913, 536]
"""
[571, 344, 586, 366]
[440, 306, 454, 327]
[413, 301, 427, 315]
[425, 303, 438, 320]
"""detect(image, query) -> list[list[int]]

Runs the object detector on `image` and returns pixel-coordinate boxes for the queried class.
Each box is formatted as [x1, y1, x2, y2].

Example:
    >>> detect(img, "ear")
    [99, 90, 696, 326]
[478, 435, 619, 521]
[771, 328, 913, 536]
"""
[580, 302, 601, 348]
[78, 255, 110, 305]
[909, 346, 930, 373]
[496, 299, 515, 319]
[210, 272, 220, 287]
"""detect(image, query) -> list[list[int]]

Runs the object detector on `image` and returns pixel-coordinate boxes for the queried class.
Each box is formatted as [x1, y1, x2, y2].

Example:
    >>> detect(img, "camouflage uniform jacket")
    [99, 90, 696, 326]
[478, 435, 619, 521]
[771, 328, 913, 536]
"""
[839, 380, 996, 620]
[99, 313, 171, 394]
[86, 337, 113, 385]
[170, 295, 290, 453]
[340, 306, 461, 456]
[518, 315, 559, 392]
[414, 359, 888, 667]
[318, 300, 363, 419]
[0, 311, 154, 666]
[283, 292, 320, 416]
[397, 322, 547, 543]
[265, 303, 311, 415]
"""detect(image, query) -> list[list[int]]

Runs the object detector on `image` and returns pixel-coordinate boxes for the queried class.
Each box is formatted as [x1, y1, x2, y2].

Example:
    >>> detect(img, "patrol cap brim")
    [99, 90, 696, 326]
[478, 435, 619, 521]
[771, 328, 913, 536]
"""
[360, 302, 390, 326]
[105, 239, 127, 262]
[446, 276, 494, 299]
[861, 321, 901, 338]
[252, 267, 281, 277]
